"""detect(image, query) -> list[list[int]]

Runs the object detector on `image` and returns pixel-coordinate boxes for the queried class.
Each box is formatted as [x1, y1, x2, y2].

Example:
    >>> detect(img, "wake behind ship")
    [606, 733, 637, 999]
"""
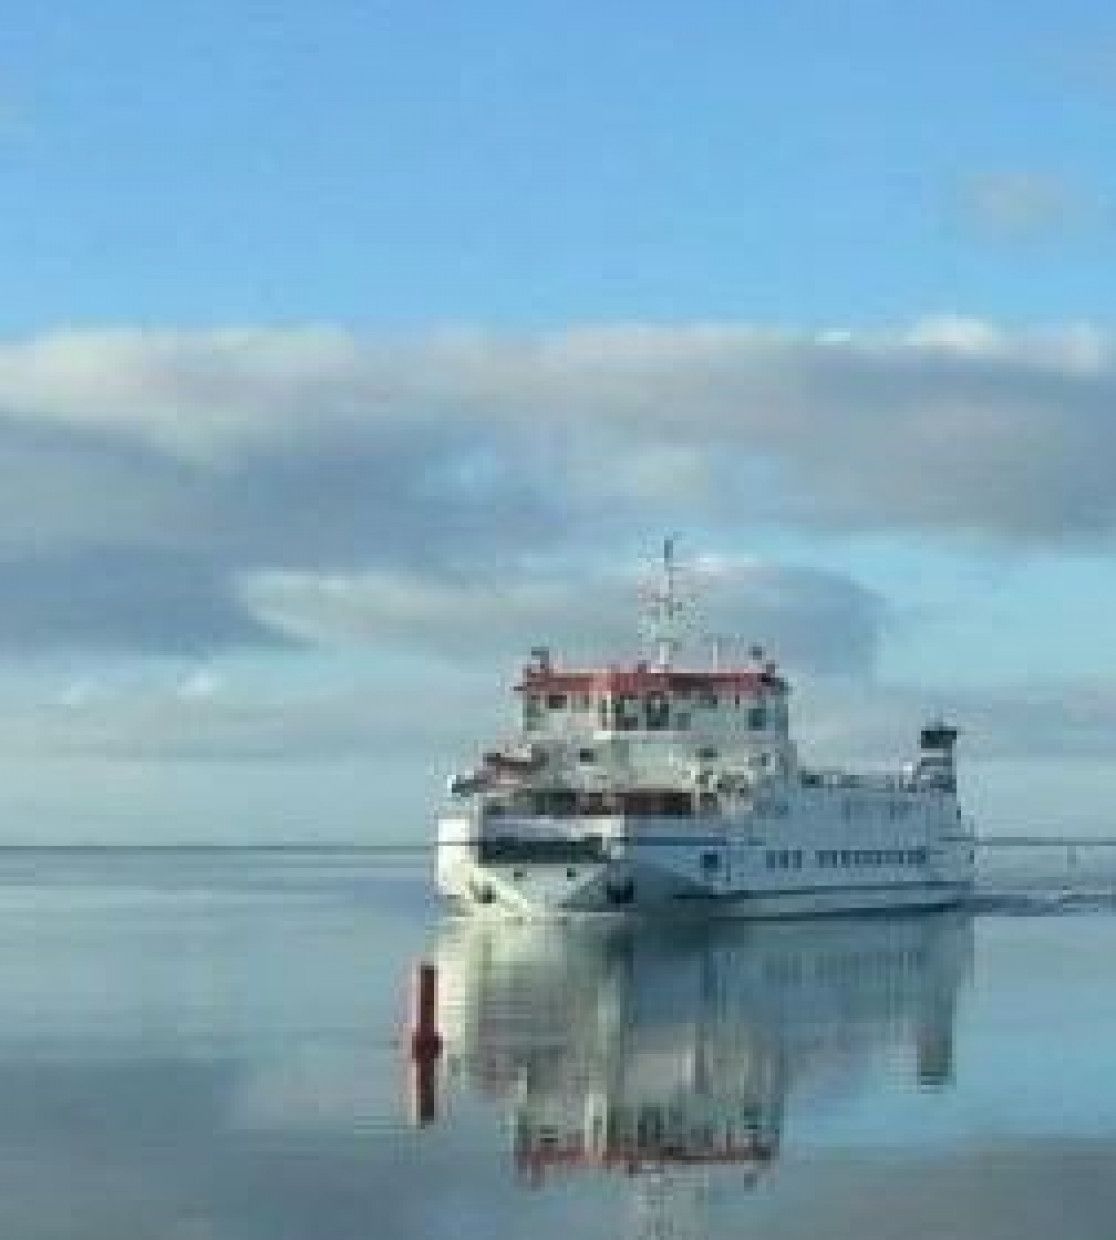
[436, 542, 976, 917]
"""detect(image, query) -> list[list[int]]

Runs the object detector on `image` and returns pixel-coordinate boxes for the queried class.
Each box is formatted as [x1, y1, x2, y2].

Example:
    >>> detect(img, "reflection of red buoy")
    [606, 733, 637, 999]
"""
[409, 962, 443, 1060]
[408, 962, 442, 1128]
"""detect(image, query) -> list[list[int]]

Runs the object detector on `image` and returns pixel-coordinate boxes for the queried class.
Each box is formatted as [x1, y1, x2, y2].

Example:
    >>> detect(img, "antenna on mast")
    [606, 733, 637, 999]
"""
[638, 535, 694, 670]
[659, 537, 677, 669]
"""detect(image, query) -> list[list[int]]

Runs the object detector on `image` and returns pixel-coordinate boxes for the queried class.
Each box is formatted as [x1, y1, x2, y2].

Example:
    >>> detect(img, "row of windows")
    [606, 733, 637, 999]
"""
[818, 848, 928, 867]
[485, 789, 699, 818]
[478, 835, 605, 864]
[525, 693, 782, 734]
[660, 746, 779, 768]
[765, 846, 928, 871]
[538, 691, 760, 711]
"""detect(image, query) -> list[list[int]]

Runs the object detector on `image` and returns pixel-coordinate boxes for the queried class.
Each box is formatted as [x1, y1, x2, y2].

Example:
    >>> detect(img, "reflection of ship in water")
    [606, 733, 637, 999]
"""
[428, 912, 972, 1198]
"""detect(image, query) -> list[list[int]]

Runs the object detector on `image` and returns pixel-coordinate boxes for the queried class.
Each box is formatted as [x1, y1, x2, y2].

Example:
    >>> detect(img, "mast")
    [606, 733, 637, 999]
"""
[649, 536, 682, 670]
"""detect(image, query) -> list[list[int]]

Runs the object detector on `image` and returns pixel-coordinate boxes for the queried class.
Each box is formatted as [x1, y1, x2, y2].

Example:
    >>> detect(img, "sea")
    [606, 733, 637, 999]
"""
[4, 843, 1116, 1240]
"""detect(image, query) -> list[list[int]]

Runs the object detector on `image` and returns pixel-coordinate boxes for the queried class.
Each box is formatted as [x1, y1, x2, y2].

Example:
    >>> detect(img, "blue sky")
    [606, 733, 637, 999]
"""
[5, 1, 1116, 840]
[5, 0, 1116, 329]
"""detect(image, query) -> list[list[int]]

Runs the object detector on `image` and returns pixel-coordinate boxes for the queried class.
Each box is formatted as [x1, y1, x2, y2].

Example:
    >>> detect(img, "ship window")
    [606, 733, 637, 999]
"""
[698, 691, 718, 708]
[578, 748, 596, 764]
[701, 851, 720, 873]
[747, 705, 766, 730]
[840, 850, 851, 867]
[548, 790, 577, 816]
[546, 693, 567, 710]
[579, 693, 593, 710]
[908, 847, 927, 865]
[646, 694, 670, 730]
[616, 694, 640, 731]
[791, 849, 802, 869]
[696, 746, 719, 761]
[675, 712, 691, 731]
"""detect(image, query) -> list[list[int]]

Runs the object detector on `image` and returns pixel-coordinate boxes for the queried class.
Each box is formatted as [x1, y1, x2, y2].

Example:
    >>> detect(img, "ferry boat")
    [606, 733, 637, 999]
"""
[436, 542, 976, 918]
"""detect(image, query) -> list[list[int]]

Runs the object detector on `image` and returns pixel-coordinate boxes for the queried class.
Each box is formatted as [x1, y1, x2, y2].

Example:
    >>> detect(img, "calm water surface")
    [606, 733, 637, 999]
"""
[4, 846, 1116, 1239]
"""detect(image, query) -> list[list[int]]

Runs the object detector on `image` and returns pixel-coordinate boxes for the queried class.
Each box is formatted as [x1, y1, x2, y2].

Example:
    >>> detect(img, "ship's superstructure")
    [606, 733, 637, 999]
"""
[436, 542, 976, 917]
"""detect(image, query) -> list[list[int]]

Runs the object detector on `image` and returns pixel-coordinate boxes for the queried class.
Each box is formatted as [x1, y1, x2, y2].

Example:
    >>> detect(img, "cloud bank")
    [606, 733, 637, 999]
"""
[241, 557, 885, 672]
[4, 319, 1116, 657]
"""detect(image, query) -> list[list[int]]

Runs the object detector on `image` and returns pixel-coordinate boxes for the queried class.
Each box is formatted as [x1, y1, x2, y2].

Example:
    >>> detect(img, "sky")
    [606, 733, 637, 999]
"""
[5, 0, 1116, 840]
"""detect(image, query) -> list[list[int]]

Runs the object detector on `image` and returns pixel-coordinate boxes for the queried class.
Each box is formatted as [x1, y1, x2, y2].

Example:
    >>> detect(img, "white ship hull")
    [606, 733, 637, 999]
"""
[437, 799, 976, 920]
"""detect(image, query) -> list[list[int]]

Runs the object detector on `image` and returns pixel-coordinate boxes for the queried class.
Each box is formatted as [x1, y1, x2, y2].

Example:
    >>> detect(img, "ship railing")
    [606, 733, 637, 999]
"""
[799, 767, 911, 792]
[477, 786, 722, 820]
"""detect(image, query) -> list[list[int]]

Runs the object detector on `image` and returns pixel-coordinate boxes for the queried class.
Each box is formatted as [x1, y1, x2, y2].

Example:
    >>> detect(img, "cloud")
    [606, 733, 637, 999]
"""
[1, 664, 499, 765]
[3, 320, 1116, 653]
[954, 171, 1102, 242]
[0, 549, 277, 653]
[796, 675, 1116, 766]
[239, 558, 886, 673]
